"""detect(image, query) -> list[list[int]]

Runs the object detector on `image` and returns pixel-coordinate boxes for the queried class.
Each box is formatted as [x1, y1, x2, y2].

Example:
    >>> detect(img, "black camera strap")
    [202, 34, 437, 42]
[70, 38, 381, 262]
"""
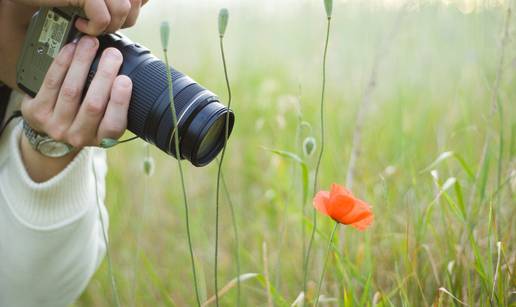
[0, 84, 22, 137]
[0, 84, 11, 122]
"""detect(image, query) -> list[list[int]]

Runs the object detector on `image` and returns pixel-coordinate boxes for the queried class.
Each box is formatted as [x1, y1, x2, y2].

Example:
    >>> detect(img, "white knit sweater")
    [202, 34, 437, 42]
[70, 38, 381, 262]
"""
[0, 91, 108, 306]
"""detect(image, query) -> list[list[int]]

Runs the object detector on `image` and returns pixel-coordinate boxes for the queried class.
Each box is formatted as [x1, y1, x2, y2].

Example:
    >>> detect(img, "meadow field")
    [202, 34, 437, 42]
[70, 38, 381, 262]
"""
[76, 0, 515, 305]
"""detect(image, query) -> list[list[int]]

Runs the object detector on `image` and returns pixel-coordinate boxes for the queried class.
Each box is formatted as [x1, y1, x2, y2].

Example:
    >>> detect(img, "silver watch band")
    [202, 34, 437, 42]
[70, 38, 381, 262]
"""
[22, 120, 74, 158]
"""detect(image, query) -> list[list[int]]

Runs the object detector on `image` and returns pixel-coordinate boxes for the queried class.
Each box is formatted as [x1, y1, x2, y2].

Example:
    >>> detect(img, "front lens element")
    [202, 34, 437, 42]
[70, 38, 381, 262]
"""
[179, 101, 235, 167]
[198, 116, 225, 159]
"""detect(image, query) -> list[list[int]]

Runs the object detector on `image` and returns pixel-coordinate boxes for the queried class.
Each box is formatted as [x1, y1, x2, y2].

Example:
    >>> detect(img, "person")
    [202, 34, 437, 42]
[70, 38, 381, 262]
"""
[0, 0, 147, 305]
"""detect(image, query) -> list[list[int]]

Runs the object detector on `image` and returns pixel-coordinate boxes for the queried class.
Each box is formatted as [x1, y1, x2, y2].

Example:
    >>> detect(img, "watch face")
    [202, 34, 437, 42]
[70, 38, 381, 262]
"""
[37, 139, 73, 158]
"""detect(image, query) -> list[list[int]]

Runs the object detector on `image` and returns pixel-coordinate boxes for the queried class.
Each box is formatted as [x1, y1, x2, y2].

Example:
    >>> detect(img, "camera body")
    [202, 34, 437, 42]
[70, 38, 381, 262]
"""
[16, 7, 235, 167]
[17, 7, 83, 96]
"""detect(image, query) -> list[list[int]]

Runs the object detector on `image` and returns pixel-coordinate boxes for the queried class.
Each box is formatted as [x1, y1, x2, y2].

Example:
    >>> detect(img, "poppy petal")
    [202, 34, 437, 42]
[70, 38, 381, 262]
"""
[326, 194, 355, 223]
[338, 200, 373, 225]
[330, 183, 352, 198]
[351, 214, 374, 231]
[313, 191, 330, 216]
[313, 183, 373, 231]
[354, 198, 372, 212]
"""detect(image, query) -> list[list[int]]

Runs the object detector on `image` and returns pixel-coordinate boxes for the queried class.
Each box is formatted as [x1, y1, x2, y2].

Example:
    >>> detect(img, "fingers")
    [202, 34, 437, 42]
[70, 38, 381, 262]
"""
[75, 0, 132, 34]
[21, 34, 131, 150]
[21, 43, 77, 131]
[67, 48, 123, 147]
[51, 36, 99, 135]
[97, 75, 132, 142]
[75, 0, 111, 35]
[123, 0, 142, 28]
[106, 0, 132, 32]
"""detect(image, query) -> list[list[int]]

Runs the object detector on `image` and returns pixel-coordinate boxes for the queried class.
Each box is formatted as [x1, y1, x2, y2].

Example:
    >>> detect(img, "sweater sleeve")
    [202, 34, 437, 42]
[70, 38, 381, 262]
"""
[0, 120, 108, 307]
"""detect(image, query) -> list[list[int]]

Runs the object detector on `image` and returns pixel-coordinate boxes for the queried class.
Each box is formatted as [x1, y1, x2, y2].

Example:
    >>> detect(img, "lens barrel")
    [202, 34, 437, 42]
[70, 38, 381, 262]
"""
[89, 33, 234, 167]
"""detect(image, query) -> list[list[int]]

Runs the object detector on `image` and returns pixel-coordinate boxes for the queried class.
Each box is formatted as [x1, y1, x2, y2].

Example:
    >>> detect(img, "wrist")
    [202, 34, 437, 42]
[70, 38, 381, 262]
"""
[22, 119, 76, 158]
[20, 131, 79, 183]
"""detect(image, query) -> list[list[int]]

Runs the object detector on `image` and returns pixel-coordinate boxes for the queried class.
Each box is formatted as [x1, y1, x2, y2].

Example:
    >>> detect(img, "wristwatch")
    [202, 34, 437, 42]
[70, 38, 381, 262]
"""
[22, 120, 74, 158]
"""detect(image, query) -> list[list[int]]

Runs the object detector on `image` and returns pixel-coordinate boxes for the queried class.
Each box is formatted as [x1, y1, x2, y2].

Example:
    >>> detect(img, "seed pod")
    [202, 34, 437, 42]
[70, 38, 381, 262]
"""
[100, 138, 119, 149]
[160, 21, 170, 50]
[324, 0, 333, 18]
[143, 156, 155, 176]
[218, 8, 229, 37]
[303, 137, 316, 157]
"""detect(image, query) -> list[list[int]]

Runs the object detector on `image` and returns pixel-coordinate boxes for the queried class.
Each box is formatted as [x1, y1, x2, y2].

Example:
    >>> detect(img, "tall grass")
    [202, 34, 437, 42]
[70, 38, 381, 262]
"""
[79, 1, 515, 305]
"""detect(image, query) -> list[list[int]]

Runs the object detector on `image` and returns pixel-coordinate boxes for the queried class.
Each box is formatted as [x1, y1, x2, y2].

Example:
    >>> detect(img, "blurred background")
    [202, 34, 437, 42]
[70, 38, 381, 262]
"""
[76, 0, 515, 305]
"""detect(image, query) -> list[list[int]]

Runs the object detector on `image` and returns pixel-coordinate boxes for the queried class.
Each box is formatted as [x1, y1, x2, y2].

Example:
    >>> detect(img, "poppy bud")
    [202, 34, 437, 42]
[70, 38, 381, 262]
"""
[324, 0, 333, 18]
[100, 138, 119, 149]
[143, 156, 155, 176]
[303, 137, 316, 157]
[160, 21, 170, 50]
[218, 8, 229, 37]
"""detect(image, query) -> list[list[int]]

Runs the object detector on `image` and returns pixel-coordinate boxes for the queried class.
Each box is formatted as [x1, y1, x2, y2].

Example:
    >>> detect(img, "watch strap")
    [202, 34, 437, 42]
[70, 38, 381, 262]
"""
[22, 120, 46, 150]
[22, 120, 74, 157]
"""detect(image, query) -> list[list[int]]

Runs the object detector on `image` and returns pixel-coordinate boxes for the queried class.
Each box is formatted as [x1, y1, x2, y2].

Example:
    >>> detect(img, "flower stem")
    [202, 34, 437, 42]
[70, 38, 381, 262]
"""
[314, 222, 339, 307]
[92, 160, 121, 307]
[162, 48, 202, 307]
[303, 16, 332, 301]
[215, 34, 233, 307]
[220, 168, 241, 306]
[131, 144, 151, 306]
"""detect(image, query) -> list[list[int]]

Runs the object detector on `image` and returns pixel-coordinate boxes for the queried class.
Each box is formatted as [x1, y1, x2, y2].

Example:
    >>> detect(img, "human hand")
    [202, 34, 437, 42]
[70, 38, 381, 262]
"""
[14, 0, 149, 35]
[20, 36, 131, 181]
[74, 0, 150, 35]
[21, 35, 131, 150]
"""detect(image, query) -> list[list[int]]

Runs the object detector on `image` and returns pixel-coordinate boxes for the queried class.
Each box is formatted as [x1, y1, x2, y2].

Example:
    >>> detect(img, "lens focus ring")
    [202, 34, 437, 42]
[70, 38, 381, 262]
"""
[128, 59, 184, 138]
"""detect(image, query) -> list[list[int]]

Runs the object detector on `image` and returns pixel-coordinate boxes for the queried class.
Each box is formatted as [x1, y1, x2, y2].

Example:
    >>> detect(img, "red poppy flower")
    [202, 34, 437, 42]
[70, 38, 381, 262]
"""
[313, 183, 373, 230]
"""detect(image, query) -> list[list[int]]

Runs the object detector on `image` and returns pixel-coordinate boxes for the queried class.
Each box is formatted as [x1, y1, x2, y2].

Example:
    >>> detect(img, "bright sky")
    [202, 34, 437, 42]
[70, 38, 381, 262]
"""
[168, 0, 506, 14]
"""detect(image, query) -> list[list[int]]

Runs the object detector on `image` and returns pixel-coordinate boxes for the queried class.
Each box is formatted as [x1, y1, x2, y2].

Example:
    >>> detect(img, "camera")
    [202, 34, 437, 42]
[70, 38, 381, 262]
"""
[16, 7, 234, 167]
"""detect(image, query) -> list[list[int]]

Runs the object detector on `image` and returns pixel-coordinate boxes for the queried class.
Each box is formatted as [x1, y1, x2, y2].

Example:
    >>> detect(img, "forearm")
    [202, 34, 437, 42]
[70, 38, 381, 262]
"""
[20, 133, 79, 182]
[1, 1, 82, 182]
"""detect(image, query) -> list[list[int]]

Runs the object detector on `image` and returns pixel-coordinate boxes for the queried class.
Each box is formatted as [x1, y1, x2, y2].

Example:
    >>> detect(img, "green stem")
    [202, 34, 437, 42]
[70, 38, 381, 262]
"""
[162, 49, 201, 307]
[314, 222, 339, 307]
[496, 99, 504, 238]
[214, 34, 233, 307]
[303, 16, 332, 301]
[131, 145, 150, 306]
[296, 119, 307, 280]
[219, 167, 241, 306]
[92, 160, 121, 307]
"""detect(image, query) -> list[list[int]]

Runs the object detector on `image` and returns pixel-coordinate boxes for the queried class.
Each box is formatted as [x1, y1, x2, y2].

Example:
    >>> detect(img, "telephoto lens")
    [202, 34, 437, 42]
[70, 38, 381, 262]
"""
[89, 33, 235, 167]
